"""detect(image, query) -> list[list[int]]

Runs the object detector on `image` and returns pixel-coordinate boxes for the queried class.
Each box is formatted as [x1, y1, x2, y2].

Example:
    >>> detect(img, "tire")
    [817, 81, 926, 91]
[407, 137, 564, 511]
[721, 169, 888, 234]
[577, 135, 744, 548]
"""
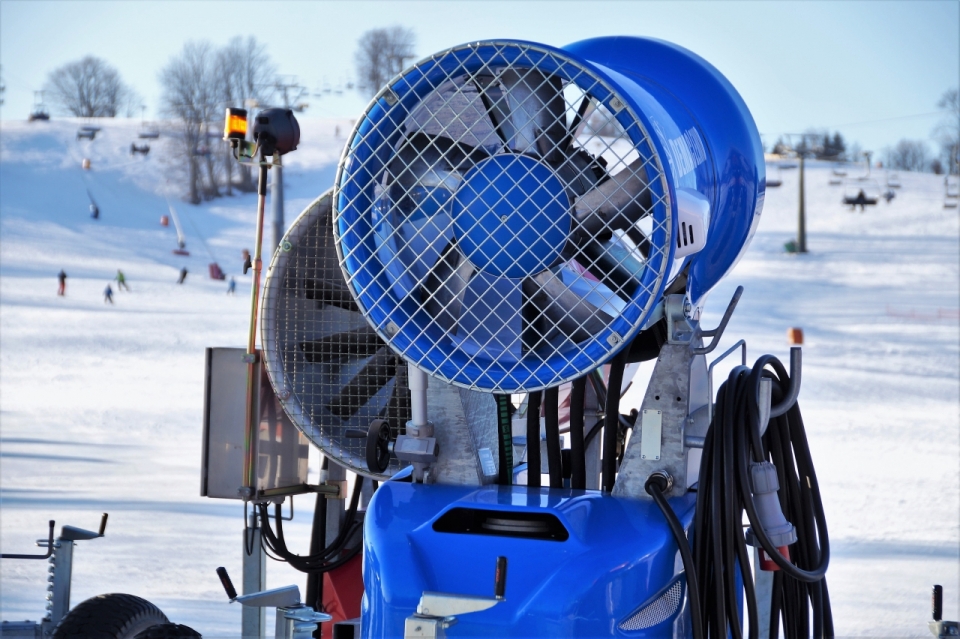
[133, 623, 202, 639]
[52, 593, 169, 639]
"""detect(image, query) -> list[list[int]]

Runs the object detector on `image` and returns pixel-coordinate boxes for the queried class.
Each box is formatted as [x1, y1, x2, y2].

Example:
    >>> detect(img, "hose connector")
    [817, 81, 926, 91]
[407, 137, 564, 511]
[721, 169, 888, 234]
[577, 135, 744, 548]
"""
[644, 470, 674, 495]
[744, 461, 797, 570]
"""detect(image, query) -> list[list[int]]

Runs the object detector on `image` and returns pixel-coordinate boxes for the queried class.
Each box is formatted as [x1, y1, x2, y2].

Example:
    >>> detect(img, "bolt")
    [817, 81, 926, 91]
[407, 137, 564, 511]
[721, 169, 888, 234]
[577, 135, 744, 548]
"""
[500, 215, 508, 223]
[281, 240, 293, 253]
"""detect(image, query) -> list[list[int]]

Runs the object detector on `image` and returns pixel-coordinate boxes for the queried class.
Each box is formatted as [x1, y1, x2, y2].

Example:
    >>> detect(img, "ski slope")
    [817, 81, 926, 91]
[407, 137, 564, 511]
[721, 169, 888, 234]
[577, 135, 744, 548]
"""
[1, 118, 957, 637]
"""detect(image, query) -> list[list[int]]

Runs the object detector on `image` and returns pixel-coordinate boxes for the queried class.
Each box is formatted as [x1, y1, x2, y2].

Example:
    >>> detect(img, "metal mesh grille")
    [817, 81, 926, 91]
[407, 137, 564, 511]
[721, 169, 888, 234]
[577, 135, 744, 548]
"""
[261, 191, 408, 478]
[618, 579, 683, 631]
[335, 41, 672, 393]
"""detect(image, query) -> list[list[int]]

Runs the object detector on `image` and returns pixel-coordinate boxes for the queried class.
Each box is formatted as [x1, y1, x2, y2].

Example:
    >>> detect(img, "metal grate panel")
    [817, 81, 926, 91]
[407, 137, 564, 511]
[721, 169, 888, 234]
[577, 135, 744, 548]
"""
[261, 191, 408, 478]
[619, 578, 683, 631]
[334, 41, 673, 393]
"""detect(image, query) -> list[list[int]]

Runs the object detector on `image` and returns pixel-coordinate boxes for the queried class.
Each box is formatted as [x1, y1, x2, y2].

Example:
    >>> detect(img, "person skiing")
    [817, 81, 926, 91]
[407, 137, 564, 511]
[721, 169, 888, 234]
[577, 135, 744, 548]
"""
[57, 269, 67, 296]
[115, 269, 129, 291]
[227, 277, 236, 295]
[177, 267, 188, 284]
[104, 284, 114, 304]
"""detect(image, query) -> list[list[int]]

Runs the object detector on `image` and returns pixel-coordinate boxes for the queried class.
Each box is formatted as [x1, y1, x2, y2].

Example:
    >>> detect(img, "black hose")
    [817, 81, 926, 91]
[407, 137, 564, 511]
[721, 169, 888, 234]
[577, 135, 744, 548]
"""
[601, 349, 628, 492]
[258, 474, 365, 575]
[526, 391, 542, 487]
[694, 357, 831, 638]
[544, 387, 562, 488]
[305, 458, 329, 613]
[569, 376, 587, 490]
[646, 474, 704, 639]
[494, 394, 514, 485]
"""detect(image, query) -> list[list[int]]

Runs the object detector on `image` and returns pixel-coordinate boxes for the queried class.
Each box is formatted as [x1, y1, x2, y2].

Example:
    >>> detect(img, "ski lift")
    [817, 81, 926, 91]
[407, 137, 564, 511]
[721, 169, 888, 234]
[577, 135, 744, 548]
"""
[945, 176, 959, 208]
[946, 176, 959, 198]
[829, 163, 846, 185]
[886, 172, 901, 188]
[166, 200, 191, 256]
[883, 189, 896, 203]
[77, 125, 99, 141]
[832, 165, 847, 177]
[130, 143, 150, 156]
[86, 189, 100, 220]
[208, 263, 226, 280]
[28, 91, 50, 121]
[766, 163, 782, 187]
[843, 179, 880, 210]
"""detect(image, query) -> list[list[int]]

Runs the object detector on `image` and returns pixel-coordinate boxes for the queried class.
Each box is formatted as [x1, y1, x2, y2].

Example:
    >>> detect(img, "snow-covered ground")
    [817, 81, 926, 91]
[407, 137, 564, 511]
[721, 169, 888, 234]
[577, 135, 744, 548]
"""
[1, 118, 957, 637]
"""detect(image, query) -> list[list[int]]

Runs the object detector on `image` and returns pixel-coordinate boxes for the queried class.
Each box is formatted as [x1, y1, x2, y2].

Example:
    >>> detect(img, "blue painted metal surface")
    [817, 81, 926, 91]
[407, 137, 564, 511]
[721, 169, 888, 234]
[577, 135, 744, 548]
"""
[563, 37, 765, 307]
[361, 482, 697, 638]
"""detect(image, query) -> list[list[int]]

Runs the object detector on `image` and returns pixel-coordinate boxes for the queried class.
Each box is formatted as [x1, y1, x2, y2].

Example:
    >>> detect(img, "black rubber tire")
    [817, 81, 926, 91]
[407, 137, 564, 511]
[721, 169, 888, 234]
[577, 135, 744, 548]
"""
[133, 623, 202, 639]
[366, 418, 391, 473]
[52, 593, 169, 639]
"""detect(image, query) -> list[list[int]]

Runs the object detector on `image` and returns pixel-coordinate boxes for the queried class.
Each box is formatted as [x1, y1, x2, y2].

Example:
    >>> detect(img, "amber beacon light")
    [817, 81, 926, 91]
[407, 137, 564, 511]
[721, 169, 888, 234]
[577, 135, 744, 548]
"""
[223, 108, 248, 141]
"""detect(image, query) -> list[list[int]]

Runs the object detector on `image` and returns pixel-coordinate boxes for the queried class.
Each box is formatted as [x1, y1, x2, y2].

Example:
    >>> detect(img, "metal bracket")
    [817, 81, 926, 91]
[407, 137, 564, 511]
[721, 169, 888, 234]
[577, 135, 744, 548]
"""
[665, 294, 695, 344]
[769, 347, 802, 418]
[694, 286, 743, 355]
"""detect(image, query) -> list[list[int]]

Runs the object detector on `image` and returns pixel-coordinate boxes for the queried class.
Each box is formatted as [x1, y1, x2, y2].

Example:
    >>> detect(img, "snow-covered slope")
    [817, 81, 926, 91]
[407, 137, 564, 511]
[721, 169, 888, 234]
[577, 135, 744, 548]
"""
[1, 118, 957, 637]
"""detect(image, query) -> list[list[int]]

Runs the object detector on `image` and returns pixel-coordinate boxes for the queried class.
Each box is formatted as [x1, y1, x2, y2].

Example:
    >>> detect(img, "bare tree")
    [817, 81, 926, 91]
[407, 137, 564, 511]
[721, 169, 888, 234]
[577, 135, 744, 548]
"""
[354, 26, 416, 98]
[214, 36, 276, 193]
[934, 88, 959, 175]
[45, 56, 136, 117]
[159, 42, 221, 203]
[885, 139, 930, 172]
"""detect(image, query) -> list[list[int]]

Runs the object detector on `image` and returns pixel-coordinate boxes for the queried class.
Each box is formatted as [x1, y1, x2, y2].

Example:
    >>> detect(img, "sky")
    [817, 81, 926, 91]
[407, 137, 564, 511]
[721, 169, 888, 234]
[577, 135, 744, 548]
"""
[0, 0, 958, 155]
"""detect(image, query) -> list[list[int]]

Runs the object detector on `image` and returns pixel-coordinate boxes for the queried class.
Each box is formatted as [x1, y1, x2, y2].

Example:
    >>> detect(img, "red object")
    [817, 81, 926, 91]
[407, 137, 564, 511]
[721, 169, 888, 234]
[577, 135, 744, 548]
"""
[209, 263, 225, 280]
[320, 552, 363, 639]
[160, 215, 169, 227]
[787, 327, 804, 345]
[758, 545, 791, 571]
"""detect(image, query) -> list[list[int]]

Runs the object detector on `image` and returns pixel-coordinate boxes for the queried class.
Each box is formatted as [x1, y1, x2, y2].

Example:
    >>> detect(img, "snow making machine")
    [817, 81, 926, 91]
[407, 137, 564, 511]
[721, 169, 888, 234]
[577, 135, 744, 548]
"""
[210, 37, 841, 639]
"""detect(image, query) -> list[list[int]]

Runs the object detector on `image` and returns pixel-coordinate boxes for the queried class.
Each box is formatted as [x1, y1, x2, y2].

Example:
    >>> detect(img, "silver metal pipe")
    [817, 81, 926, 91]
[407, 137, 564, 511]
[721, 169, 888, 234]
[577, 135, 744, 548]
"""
[408, 363, 429, 428]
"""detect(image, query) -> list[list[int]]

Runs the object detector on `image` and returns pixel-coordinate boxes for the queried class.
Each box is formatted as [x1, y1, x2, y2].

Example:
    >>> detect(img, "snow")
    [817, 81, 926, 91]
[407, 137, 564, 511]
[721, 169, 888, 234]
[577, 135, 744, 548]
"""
[1, 118, 958, 637]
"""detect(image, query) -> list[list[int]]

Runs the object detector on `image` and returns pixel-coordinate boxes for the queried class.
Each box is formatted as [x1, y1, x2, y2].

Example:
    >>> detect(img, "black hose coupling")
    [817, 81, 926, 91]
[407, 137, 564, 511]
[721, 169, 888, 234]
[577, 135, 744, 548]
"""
[744, 461, 797, 570]
[645, 470, 674, 495]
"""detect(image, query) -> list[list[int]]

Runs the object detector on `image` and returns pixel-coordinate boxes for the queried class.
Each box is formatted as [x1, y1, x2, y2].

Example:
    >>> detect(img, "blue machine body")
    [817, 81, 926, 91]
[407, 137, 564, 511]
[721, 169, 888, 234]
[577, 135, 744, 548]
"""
[362, 482, 696, 638]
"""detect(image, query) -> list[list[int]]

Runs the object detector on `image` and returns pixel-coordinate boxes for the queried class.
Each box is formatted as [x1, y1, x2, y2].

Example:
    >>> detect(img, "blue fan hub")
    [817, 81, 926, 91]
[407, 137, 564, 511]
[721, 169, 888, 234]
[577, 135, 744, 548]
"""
[452, 154, 570, 279]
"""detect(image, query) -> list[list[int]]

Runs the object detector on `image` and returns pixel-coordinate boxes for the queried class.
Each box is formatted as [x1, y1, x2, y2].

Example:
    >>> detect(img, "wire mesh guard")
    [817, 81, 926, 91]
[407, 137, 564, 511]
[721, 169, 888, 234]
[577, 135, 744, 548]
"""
[262, 191, 409, 478]
[618, 579, 684, 631]
[335, 41, 673, 393]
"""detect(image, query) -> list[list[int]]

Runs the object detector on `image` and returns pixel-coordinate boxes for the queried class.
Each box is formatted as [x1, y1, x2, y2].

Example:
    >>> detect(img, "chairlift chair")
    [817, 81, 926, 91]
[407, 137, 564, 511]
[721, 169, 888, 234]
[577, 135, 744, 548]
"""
[886, 172, 901, 188]
[843, 179, 880, 210]
[766, 163, 782, 187]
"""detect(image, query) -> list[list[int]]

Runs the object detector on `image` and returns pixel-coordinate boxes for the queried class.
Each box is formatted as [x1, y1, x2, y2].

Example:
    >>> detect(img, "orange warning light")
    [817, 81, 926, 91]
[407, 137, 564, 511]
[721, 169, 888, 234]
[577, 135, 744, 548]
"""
[224, 108, 248, 141]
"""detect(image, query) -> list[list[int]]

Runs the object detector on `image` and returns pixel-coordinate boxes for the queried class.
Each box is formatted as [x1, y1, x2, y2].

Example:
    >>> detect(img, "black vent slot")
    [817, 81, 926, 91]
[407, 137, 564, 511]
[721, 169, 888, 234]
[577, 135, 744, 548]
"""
[433, 508, 569, 541]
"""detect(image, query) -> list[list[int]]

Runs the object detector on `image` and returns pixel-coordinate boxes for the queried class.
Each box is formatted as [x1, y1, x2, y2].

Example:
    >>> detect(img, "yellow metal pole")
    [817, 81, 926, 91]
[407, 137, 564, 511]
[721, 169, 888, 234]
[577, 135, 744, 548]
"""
[242, 162, 270, 493]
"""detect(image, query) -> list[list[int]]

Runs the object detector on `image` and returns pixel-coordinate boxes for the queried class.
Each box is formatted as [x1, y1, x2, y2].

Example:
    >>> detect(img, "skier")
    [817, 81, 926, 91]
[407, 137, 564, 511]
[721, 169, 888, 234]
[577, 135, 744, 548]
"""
[227, 277, 236, 295]
[57, 269, 67, 296]
[177, 267, 188, 284]
[115, 269, 130, 291]
[104, 284, 114, 304]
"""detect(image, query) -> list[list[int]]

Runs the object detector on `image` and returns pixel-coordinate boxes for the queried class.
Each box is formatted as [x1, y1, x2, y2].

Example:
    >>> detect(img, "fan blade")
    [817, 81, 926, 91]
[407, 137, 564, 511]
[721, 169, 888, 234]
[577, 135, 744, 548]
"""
[571, 157, 652, 241]
[299, 326, 382, 363]
[422, 241, 475, 332]
[574, 237, 646, 299]
[302, 203, 358, 310]
[325, 346, 399, 419]
[480, 70, 567, 161]
[303, 278, 359, 312]
[522, 270, 612, 349]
